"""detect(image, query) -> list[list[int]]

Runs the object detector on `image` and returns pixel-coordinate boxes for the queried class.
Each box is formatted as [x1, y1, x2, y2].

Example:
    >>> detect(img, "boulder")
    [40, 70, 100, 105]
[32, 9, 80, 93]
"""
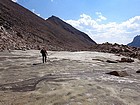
[136, 70, 140, 73]
[119, 58, 134, 63]
[106, 71, 129, 77]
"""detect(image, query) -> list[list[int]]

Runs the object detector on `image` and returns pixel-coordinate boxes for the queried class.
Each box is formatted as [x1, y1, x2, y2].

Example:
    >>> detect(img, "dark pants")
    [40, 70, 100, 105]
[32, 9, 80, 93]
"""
[42, 55, 46, 63]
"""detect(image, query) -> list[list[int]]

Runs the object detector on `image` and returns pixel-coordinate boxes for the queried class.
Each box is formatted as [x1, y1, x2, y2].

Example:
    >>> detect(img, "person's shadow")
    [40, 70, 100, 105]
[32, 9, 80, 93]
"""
[32, 63, 43, 65]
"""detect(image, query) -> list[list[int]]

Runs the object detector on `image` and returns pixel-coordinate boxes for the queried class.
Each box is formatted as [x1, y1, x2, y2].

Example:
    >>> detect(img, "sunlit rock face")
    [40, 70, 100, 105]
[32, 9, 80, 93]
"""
[0, 50, 140, 105]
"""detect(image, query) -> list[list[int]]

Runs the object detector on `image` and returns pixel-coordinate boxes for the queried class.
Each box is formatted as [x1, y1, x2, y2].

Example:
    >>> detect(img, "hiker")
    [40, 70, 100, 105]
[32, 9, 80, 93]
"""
[40, 47, 48, 63]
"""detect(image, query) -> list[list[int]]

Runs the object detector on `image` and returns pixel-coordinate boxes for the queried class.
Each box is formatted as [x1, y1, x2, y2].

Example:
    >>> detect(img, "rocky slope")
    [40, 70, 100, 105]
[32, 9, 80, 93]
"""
[0, 0, 96, 51]
[128, 35, 140, 47]
[91, 42, 140, 60]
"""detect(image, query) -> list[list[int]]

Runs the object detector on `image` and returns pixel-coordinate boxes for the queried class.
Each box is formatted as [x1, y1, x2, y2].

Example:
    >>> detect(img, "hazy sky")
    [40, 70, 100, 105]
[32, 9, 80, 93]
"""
[12, 0, 140, 44]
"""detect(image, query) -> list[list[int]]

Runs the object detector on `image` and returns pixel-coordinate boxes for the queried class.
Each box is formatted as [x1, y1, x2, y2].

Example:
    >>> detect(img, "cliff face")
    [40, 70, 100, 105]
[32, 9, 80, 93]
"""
[127, 35, 140, 47]
[0, 0, 96, 51]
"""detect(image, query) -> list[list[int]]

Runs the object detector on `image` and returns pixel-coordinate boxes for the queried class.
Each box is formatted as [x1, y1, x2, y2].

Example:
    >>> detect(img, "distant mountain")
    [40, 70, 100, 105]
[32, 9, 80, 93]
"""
[127, 35, 140, 47]
[0, 0, 96, 51]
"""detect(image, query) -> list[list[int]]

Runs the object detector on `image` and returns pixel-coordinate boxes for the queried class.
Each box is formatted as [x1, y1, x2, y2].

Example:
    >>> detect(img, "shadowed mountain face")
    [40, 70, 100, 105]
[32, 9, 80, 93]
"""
[46, 16, 96, 49]
[127, 35, 140, 47]
[0, 0, 96, 51]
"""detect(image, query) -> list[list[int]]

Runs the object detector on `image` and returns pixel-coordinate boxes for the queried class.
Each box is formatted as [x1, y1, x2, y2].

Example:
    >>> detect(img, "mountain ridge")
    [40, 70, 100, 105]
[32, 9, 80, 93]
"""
[127, 35, 140, 47]
[0, 0, 96, 51]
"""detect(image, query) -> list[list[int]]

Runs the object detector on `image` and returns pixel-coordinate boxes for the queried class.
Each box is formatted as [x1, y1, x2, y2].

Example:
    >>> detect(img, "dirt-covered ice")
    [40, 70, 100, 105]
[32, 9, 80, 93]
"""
[0, 50, 140, 105]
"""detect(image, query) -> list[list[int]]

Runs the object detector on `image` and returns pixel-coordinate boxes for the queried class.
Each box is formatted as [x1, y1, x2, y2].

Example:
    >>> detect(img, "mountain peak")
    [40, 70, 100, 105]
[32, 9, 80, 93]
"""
[47, 15, 59, 20]
[127, 35, 140, 47]
[46, 15, 96, 45]
[0, 0, 96, 51]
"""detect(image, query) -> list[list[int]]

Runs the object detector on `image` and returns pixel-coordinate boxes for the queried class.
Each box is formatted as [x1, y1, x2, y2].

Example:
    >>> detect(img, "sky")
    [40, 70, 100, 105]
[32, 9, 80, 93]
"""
[11, 0, 140, 45]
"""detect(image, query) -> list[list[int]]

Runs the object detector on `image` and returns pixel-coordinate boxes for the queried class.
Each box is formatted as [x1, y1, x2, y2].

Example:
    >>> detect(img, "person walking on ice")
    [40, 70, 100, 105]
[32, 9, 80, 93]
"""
[40, 47, 48, 63]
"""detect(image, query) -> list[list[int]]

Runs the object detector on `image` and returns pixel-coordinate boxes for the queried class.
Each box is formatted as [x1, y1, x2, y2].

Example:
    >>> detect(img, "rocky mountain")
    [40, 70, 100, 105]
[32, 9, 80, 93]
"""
[127, 35, 140, 47]
[46, 16, 96, 50]
[0, 0, 96, 51]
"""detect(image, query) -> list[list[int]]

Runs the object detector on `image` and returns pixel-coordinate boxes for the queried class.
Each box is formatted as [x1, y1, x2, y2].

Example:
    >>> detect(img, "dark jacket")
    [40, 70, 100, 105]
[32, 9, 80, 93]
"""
[40, 49, 47, 56]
